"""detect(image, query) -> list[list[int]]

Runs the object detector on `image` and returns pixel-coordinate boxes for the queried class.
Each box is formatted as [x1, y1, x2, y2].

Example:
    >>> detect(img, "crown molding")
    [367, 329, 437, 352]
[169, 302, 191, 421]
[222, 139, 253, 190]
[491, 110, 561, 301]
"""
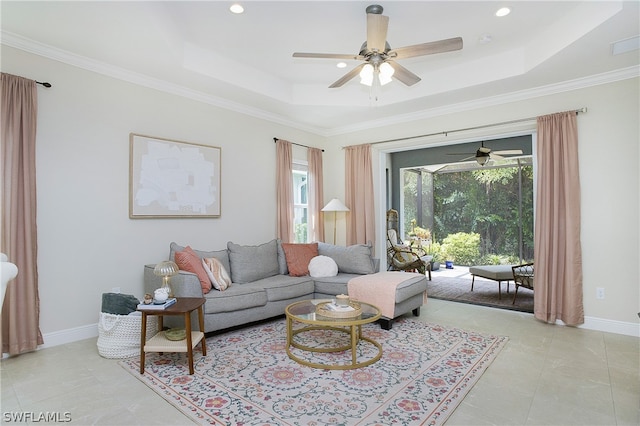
[3, 31, 638, 138]
[326, 66, 640, 136]
[1, 31, 326, 136]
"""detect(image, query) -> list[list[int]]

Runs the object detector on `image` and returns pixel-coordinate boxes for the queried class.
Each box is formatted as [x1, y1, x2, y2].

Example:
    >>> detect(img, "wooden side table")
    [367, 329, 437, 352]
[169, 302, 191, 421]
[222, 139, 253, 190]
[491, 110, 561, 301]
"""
[139, 297, 207, 375]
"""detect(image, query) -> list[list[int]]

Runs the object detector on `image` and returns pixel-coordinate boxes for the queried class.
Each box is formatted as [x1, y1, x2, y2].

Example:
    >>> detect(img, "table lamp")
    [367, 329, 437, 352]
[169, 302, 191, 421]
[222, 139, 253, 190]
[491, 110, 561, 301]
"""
[321, 198, 350, 244]
[153, 260, 179, 297]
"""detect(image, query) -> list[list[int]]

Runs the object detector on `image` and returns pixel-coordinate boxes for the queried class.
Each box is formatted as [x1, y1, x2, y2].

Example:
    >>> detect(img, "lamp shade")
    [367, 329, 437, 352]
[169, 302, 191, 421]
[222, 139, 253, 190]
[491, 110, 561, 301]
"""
[359, 64, 374, 86]
[153, 261, 179, 278]
[321, 198, 350, 212]
[379, 62, 395, 85]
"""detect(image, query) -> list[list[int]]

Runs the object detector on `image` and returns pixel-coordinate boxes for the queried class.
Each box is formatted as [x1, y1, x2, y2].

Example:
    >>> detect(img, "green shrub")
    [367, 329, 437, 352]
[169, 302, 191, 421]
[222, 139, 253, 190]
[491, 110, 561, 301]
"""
[294, 223, 307, 243]
[441, 232, 480, 266]
[427, 241, 442, 262]
[479, 254, 502, 265]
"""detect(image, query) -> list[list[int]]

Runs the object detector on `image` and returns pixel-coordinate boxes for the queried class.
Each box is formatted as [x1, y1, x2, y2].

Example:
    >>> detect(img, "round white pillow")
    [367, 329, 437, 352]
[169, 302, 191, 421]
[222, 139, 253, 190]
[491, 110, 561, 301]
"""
[308, 255, 339, 278]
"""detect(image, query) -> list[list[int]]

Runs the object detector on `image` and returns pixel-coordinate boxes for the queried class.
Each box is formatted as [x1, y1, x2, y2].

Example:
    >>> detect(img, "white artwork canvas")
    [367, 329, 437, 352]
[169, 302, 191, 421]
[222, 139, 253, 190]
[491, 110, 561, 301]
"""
[129, 134, 221, 218]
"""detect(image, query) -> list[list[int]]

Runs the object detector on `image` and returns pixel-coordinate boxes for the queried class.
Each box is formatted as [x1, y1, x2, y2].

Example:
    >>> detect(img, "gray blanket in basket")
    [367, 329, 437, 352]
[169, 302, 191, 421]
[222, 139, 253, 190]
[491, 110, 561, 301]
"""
[101, 292, 139, 315]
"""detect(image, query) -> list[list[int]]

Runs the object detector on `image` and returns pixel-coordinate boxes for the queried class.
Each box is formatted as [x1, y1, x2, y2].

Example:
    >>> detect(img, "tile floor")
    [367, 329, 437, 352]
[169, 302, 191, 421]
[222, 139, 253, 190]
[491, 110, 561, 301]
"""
[1, 298, 638, 425]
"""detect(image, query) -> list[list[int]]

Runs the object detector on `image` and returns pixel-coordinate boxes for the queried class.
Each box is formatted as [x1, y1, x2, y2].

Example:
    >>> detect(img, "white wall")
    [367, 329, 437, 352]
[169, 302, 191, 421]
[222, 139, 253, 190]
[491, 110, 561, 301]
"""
[2, 47, 324, 342]
[327, 77, 640, 333]
[3, 46, 639, 344]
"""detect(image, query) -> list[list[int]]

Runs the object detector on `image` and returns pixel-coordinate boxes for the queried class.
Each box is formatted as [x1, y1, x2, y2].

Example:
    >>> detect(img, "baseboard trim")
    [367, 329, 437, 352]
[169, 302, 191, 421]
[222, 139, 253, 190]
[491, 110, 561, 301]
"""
[580, 316, 640, 337]
[41, 323, 99, 349]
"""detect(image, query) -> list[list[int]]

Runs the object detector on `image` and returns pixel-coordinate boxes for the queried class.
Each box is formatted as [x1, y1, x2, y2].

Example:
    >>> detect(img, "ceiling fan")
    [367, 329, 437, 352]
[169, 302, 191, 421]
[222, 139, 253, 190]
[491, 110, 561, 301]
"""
[453, 142, 524, 166]
[292, 4, 463, 88]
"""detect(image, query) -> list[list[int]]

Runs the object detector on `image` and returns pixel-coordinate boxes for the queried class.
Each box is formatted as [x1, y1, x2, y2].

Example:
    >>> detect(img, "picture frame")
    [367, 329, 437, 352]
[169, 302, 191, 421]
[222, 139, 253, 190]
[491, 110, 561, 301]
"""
[129, 133, 221, 218]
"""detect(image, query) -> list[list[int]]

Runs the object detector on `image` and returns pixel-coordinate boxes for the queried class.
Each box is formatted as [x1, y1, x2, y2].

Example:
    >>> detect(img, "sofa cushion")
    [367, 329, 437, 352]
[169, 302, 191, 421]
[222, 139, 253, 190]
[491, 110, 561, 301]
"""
[202, 284, 268, 314]
[252, 275, 315, 302]
[174, 246, 212, 294]
[227, 239, 280, 283]
[317, 242, 376, 274]
[308, 255, 338, 278]
[169, 242, 230, 273]
[202, 257, 231, 291]
[281, 243, 318, 276]
[312, 273, 364, 296]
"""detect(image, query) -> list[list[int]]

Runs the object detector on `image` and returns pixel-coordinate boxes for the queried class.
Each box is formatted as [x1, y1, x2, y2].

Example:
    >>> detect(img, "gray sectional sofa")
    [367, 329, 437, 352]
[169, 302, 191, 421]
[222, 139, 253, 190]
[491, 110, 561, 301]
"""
[144, 239, 426, 333]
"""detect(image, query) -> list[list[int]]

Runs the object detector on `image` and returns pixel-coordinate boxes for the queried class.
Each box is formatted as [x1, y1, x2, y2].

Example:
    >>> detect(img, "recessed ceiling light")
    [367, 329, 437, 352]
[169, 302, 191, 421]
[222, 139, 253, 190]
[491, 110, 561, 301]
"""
[496, 7, 510, 17]
[337, 62, 347, 68]
[230, 4, 244, 14]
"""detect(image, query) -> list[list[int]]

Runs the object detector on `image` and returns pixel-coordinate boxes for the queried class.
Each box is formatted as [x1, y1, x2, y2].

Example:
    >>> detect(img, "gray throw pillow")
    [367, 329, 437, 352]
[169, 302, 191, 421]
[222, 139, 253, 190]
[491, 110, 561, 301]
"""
[227, 239, 280, 283]
[317, 242, 375, 274]
[169, 242, 230, 273]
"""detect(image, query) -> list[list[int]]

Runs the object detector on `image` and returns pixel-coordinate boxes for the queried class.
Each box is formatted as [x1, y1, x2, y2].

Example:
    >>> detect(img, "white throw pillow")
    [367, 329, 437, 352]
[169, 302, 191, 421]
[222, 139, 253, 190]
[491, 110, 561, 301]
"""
[202, 257, 231, 291]
[308, 255, 339, 278]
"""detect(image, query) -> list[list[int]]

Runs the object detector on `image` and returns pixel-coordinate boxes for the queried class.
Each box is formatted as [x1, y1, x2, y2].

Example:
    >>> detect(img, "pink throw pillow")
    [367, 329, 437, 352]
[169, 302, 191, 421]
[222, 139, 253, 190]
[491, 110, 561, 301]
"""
[174, 246, 212, 294]
[281, 243, 319, 277]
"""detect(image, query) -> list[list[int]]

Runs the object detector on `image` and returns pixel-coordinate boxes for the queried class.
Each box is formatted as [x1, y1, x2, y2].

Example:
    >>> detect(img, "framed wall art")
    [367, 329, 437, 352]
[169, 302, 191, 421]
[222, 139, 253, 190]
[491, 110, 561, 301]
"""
[129, 133, 221, 218]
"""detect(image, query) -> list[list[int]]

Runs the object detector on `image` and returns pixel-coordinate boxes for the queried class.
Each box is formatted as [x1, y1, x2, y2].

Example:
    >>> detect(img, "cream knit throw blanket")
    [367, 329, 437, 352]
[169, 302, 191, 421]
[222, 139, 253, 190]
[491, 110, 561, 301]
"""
[348, 271, 425, 319]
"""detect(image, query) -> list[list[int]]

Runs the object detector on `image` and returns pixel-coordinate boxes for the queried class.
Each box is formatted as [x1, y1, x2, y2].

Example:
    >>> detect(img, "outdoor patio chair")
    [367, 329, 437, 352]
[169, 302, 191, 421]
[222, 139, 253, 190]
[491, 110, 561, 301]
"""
[511, 262, 534, 304]
[386, 210, 432, 280]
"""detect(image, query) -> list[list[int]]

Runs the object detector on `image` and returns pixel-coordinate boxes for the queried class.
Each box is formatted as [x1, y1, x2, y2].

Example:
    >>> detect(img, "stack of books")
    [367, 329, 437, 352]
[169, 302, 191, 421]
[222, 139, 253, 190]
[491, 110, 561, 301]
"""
[324, 302, 355, 312]
[137, 298, 177, 310]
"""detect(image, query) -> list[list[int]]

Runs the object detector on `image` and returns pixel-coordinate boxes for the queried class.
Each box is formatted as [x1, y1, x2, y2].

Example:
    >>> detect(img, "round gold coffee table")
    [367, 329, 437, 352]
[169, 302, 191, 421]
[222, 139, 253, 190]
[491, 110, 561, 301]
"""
[285, 299, 382, 370]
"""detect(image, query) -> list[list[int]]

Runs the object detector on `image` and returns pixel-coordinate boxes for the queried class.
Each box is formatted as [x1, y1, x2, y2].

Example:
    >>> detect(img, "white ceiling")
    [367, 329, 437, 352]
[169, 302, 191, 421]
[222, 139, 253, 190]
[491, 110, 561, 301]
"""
[2, 1, 639, 135]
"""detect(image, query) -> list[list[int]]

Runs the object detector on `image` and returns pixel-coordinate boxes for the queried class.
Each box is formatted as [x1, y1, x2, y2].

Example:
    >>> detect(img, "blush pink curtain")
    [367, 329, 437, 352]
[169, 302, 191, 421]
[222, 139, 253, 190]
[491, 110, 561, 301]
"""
[276, 139, 293, 243]
[345, 144, 375, 248]
[534, 111, 584, 325]
[307, 147, 325, 242]
[1, 73, 43, 354]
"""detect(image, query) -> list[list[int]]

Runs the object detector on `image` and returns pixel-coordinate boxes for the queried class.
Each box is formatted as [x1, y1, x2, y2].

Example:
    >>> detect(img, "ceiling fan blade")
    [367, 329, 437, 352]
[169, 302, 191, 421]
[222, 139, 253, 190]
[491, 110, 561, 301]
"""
[458, 156, 476, 162]
[389, 37, 463, 59]
[490, 153, 504, 160]
[386, 61, 421, 86]
[492, 149, 523, 155]
[293, 52, 363, 60]
[367, 13, 389, 53]
[329, 63, 367, 88]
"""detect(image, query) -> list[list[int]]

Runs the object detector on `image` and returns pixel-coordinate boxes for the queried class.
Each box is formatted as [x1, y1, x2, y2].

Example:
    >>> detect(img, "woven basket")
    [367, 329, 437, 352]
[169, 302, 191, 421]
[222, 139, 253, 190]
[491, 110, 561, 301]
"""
[97, 312, 158, 359]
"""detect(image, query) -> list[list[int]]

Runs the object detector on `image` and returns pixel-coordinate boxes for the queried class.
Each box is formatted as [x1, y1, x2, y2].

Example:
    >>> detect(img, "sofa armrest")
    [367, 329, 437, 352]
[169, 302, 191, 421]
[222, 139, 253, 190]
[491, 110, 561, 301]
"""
[144, 265, 204, 298]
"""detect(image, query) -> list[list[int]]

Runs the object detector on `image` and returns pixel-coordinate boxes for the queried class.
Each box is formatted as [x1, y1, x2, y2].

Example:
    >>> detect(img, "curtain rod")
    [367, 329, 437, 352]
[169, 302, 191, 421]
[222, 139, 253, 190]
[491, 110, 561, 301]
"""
[36, 81, 52, 88]
[273, 137, 324, 152]
[361, 107, 587, 147]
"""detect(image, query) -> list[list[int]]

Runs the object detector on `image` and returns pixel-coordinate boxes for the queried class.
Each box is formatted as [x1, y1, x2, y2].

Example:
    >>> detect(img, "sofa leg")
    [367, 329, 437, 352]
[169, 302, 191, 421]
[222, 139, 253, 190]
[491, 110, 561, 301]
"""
[412, 307, 420, 317]
[379, 318, 393, 330]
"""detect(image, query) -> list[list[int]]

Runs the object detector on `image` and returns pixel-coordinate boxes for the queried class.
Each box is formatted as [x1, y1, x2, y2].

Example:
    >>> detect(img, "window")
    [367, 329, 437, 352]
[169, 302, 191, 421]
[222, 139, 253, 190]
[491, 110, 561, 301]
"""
[292, 162, 308, 243]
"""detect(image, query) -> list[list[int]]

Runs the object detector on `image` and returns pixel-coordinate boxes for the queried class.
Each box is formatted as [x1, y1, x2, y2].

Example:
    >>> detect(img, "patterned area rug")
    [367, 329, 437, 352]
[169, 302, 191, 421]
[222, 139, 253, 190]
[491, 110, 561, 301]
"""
[120, 318, 507, 425]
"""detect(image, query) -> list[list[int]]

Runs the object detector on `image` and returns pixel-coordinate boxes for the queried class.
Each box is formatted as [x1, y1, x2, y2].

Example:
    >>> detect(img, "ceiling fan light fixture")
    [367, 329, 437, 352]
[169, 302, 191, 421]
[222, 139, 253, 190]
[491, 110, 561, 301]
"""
[359, 63, 374, 86]
[379, 62, 394, 85]
[476, 154, 489, 166]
